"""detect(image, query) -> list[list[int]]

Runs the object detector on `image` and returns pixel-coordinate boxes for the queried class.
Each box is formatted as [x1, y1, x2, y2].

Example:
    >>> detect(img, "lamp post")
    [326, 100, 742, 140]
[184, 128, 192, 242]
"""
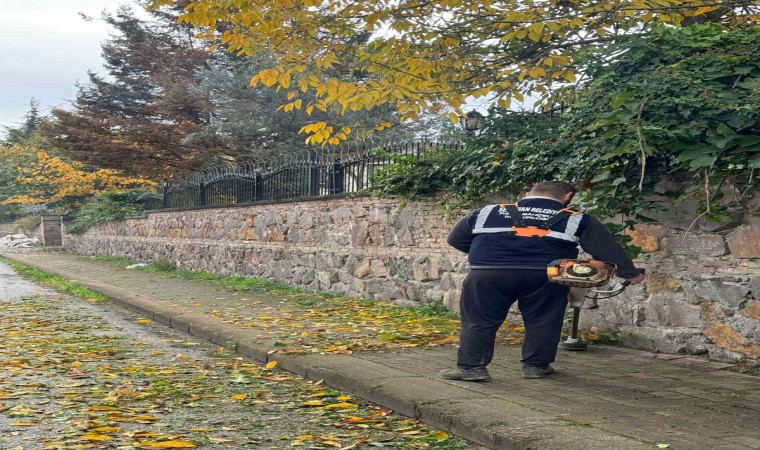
[459, 110, 484, 135]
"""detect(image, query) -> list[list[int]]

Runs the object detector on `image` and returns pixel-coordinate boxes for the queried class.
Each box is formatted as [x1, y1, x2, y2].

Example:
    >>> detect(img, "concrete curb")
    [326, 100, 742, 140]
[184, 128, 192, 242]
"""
[2, 253, 651, 450]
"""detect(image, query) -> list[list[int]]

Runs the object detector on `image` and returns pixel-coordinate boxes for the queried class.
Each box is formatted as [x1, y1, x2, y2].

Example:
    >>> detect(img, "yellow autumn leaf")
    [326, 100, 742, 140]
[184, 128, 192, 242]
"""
[336, 395, 352, 401]
[91, 426, 121, 433]
[10, 422, 35, 426]
[231, 393, 247, 400]
[693, 5, 720, 15]
[342, 416, 370, 423]
[265, 361, 278, 369]
[302, 400, 324, 406]
[323, 402, 355, 409]
[136, 319, 153, 324]
[83, 434, 113, 441]
[137, 440, 197, 449]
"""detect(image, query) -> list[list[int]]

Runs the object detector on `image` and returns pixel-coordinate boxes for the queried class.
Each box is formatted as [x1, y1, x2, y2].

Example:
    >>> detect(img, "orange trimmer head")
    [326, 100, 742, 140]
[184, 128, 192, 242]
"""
[546, 259, 617, 288]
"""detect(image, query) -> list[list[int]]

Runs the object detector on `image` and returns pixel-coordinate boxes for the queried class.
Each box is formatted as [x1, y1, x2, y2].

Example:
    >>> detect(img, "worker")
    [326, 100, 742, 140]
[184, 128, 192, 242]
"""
[440, 181, 645, 380]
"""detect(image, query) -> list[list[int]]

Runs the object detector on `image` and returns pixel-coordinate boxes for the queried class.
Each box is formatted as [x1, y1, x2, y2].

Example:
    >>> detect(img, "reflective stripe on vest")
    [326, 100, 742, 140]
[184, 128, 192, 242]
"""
[471, 204, 583, 243]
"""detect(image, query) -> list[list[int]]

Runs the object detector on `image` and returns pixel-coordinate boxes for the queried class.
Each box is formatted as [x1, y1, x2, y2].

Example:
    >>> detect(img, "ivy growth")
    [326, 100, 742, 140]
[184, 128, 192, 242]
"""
[373, 24, 759, 245]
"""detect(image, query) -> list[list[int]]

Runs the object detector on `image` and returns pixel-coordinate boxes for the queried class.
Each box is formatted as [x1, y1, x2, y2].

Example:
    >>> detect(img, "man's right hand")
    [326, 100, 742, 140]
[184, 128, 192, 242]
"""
[624, 272, 646, 285]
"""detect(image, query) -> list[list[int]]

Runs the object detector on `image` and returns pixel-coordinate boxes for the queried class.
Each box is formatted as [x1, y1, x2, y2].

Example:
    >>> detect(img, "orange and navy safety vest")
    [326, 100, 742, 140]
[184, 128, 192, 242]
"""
[472, 202, 584, 243]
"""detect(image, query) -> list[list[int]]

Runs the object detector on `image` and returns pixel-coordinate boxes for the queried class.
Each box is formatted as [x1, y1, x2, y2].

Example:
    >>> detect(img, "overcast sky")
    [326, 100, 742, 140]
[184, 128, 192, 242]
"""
[0, 0, 122, 129]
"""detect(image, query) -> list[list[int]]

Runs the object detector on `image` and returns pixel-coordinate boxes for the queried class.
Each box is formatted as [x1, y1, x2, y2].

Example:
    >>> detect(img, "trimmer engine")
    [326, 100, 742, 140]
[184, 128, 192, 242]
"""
[546, 259, 617, 288]
[548, 259, 619, 351]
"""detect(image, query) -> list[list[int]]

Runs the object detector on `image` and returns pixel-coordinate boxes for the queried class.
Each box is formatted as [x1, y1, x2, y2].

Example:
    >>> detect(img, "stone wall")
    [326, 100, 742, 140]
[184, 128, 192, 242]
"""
[0, 222, 14, 236]
[64, 198, 469, 309]
[64, 196, 760, 363]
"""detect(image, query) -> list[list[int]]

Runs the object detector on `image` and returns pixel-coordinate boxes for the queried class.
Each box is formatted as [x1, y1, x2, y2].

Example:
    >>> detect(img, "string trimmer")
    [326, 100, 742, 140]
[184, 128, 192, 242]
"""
[546, 259, 638, 351]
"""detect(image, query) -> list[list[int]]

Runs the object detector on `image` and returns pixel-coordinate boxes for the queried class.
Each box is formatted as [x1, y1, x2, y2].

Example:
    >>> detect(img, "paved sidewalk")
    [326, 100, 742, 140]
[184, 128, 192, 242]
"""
[3, 250, 760, 450]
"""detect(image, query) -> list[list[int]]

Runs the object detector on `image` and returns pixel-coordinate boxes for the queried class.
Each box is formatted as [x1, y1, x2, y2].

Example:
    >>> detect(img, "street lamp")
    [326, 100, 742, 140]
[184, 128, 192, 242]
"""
[459, 110, 484, 134]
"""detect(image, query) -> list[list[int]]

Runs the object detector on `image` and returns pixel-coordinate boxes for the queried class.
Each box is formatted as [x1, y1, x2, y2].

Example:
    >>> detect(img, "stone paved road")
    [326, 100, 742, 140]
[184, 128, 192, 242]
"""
[4, 251, 760, 450]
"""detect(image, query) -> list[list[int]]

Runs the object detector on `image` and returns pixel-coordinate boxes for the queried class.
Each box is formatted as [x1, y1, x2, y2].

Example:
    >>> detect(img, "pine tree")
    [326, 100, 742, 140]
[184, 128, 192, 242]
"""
[42, 6, 213, 177]
[2, 99, 42, 147]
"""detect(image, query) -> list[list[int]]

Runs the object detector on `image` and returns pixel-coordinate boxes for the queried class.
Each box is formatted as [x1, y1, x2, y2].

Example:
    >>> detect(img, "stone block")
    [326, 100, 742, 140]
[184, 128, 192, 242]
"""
[697, 208, 744, 232]
[370, 259, 389, 278]
[317, 271, 333, 290]
[626, 224, 665, 253]
[368, 207, 388, 224]
[741, 301, 760, 320]
[644, 293, 703, 328]
[439, 273, 455, 290]
[726, 315, 760, 340]
[645, 275, 682, 294]
[685, 279, 749, 309]
[643, 197, 699, 230]
[664, 234, 726, 257]
[368, 224, 385, 245]
[727, 225, 760, 258]
[388, 259, 412, 279]
[395, 226, 415, 246]
[401, 207, 421, 227]
[331, 207, 352, 224]
[254, 210, 278, 227]
[301, 268, 316, 285]
[350, 221, 369, 246]
[269, 227, 286, 242]
[619, 326, 708, 355]
[425, 289, 445, 302]
[381, 281, 403, 299]
[412, 256, 440, 282]
[365, 279, 383, 294]
[351, 205, 367, 218]
[703, 321, 760, 359]
[443, 290, 461, 314]
[350, 278, 365, 294]
[750, 277, 760, 298]
[706, 346, 746, 363]
[353, 258, 371, 278]
[579, 298, 636, 328]
[343, 255, 359, 273]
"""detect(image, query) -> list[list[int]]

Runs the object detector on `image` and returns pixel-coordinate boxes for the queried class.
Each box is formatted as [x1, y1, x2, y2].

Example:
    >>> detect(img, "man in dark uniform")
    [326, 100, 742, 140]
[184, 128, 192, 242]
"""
[440, 181, 645, 380]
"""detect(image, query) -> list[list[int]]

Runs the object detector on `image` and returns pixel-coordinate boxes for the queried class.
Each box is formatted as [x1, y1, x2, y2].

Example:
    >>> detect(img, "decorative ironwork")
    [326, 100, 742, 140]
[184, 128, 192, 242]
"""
[139, 140, 465, 210]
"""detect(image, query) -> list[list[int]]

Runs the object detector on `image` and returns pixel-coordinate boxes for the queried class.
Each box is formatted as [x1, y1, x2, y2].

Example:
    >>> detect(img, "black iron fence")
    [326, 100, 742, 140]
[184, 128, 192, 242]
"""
[139, 140, 465, 210]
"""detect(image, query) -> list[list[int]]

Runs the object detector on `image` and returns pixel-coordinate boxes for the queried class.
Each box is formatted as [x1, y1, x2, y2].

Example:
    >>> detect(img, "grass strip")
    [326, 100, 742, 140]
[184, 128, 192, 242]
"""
[1, 257, 110, 303]
[96, 256, 459, 319]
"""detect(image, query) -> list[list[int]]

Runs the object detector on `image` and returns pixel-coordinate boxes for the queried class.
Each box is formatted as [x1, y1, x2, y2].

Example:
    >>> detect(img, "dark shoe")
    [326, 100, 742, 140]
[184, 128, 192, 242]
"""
[439, 367, 491, 381]
[521, 365, 556, 379]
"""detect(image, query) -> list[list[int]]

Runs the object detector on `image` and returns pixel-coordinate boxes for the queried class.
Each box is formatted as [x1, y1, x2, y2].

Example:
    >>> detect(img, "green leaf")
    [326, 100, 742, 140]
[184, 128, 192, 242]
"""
[689, 155, 717, 168]
[612, 92, 634, 109]
[737, 136, 760, 147]
[748, 154, 760, 169]
[590, 171, 611, 183]
[612, 176, 627, 186]
[657, 444, 671, 449]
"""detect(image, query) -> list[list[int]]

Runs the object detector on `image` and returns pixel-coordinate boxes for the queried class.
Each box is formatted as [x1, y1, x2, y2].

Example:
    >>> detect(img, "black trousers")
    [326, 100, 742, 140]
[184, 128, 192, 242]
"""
[457, 269, 569, 369]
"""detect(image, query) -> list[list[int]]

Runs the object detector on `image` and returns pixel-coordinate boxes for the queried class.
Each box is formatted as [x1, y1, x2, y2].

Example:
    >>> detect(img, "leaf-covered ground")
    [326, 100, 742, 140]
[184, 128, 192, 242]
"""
[0, 290, 473, 449]
[128, 260, 528, 354]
